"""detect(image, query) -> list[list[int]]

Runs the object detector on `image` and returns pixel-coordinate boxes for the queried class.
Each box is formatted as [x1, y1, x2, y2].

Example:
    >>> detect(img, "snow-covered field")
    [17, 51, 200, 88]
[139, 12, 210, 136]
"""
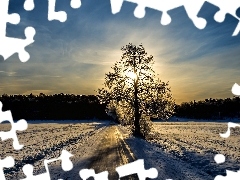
[1, 120, 240, 179]
[142, 122, 240, 179]
[0, 120, 110, 179]
[120, 121, 240, 179]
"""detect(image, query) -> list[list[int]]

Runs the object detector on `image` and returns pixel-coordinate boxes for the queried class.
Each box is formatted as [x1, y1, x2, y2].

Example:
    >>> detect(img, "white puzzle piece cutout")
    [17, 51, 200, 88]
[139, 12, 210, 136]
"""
[215, 170, 240, 180]
[24, 0, 35, 11]
[21, 149, 73, 180]
[220, 122, 240, 138]
[0, 101, 28, 150]
[232, 83, 240, 96]
[48, 0, 81, 22]
[79, 169, 109, 180]
[110, 0, 240, 36]
[116, 159, 158, 180]
[0, 0, 36, 62]
[214, 84, 240, 180]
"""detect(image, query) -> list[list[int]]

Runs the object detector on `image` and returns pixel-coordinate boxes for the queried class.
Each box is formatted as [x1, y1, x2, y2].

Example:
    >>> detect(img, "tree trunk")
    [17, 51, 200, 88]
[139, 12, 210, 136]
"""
[133, 56, 143, 138]
[133, 84, 141, 137]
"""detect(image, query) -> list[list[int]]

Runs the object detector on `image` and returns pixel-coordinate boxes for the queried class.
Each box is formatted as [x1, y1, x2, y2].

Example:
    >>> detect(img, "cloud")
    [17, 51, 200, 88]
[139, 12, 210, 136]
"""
[1, 0, 240, 104]
[0, 71, 17, 77]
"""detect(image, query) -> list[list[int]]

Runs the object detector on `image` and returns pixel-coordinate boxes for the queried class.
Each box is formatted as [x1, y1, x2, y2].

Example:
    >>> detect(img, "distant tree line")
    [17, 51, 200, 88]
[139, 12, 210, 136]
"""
[1, 93, 239, 121]
[175, 97, 240, 119]
[0, 93, 111, 120]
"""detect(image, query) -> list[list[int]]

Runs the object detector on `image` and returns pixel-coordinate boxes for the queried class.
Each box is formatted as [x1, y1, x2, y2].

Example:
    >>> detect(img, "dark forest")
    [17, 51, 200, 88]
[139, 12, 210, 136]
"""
[0, 93, 110, 120]
[1, 93, 239, 120]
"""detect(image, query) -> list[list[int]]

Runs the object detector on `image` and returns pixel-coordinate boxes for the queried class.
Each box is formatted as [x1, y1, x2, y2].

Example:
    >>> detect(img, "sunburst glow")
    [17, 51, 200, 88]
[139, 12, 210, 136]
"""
[126, 71, 137, 80]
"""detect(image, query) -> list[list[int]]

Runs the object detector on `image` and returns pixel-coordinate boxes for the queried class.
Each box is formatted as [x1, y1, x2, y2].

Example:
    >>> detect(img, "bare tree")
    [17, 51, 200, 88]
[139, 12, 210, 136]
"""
[98, 43, 175, 137]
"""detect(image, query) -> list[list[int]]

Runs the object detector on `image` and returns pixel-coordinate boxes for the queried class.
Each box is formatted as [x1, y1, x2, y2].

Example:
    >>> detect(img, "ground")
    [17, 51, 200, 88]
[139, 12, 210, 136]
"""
[0, 120, 239, 179]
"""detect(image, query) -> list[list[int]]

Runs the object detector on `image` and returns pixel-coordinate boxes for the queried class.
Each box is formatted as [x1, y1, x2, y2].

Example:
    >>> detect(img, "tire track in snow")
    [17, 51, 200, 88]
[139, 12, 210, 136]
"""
[88, 125, 137, 179]
[3, 123, 108, 179]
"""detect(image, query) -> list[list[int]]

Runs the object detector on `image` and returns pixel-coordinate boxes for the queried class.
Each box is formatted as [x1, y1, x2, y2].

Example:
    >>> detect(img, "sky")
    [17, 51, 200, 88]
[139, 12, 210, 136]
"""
[1, 0, 240, 104]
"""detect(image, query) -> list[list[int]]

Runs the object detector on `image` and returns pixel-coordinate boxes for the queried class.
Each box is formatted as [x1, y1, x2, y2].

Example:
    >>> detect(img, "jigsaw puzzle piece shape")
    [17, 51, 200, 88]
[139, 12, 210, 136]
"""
[110, 0, 124, 14]
[0, 101, 28, 150]
[0, 0, 36, 62]
[0, 156, 14, 180]
[232, 83, 240, 95]
[215, 170, 240, 180]
[0, 27, 36, 62]
[59, 149, 74, 171]
[197, 4, 239, 37]
[48, 0, 81, 22]
[0, 0, 20, 37]
[133, 0, 185, 25]
[6, 13, 20, 26]
[116, 159, 158, 180]
[21, 164, 50, 180]
[182, 0, 207, 29]
[24, 0, 35, 11]
[110, 0, 184, 25]
[207, 0, 240, 36]
[233, 21, 240, 36]
[220, 122, 240, 138]
[110, 0, 240, 34]
[79, 169, 109, 180]
[214, 154, 225, 164]
[110, 0, 206, 28]
[44, 149, 74, 171]
[21, 150, 73, 180]
[48, 0, 67, 22]
[70, 0, 81, 9]
[207, 0, 240, 22]
[47, 150, 74, 179]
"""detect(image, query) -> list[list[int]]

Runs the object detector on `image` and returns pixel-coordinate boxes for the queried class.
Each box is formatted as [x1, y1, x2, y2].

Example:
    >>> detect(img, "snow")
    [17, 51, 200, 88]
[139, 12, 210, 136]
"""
[101, 121, 239, 179]
[1, 120, 239, 179]
[166, 116, 240, 123]
[123, 121, 240, 179]
[0, 120, 110, 179]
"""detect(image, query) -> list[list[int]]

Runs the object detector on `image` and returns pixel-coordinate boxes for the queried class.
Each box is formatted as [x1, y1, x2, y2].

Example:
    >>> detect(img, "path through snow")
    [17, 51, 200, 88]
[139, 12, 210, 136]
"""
[1, 121, 238, 179]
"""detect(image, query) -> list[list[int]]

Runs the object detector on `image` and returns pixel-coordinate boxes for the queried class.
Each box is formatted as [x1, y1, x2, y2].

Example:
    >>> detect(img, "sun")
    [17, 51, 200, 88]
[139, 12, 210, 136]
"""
[126, 71, 137, 80]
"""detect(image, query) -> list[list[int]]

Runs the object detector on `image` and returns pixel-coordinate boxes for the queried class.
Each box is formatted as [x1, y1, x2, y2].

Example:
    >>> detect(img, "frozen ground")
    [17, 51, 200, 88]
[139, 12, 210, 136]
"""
[147, 122, 240, 179]
[0, 120, 110, 179]
[0, 120, 239, 179]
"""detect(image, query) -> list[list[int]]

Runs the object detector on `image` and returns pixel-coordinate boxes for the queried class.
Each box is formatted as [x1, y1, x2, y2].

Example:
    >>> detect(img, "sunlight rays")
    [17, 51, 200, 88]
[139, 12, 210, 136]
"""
[126, 71, 137, 80]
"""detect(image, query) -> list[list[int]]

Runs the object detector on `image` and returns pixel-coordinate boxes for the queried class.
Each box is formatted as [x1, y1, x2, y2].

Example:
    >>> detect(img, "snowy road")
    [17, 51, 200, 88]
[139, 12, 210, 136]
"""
[88, 126, 136, 179]
[1, 121, 239, 179]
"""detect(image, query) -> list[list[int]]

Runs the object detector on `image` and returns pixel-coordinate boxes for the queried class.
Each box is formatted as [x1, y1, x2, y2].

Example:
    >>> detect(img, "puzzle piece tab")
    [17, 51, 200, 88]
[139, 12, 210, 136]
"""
[79, 169, 109, 180]
[207, 0, 240, 36]
[21, 150, 73, 180]
[110, 0, 240, 36]
[48, 0, 81, 22]
[215, 170, 240, 180]
[232, 83, 240, 96]
[22, 164, 50, 180]
[0, 0, 36, 62]
[0, 101, 28, 150]
[111, 0, 193, 26]
[110, 0, 206, 28]
[214, 85, 240, 180]
[116, 159, 158, 180]
[220, 122, 240, 138]
[214, 154, 225, 164]
[0, 156, 14, 180]
[24, 0, 35, 11]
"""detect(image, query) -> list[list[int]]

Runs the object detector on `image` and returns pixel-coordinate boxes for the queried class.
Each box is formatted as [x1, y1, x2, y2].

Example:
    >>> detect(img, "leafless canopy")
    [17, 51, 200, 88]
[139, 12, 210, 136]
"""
[98, 43, 175, 137]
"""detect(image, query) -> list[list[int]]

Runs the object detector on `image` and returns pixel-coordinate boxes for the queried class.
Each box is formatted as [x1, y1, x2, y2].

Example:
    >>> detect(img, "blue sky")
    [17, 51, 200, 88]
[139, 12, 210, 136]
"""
[1, 0, 240, 104]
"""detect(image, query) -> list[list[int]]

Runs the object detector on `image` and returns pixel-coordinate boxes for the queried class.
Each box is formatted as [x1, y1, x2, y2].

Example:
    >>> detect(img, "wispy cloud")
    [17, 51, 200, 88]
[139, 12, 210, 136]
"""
[0, 0, 239, 103]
